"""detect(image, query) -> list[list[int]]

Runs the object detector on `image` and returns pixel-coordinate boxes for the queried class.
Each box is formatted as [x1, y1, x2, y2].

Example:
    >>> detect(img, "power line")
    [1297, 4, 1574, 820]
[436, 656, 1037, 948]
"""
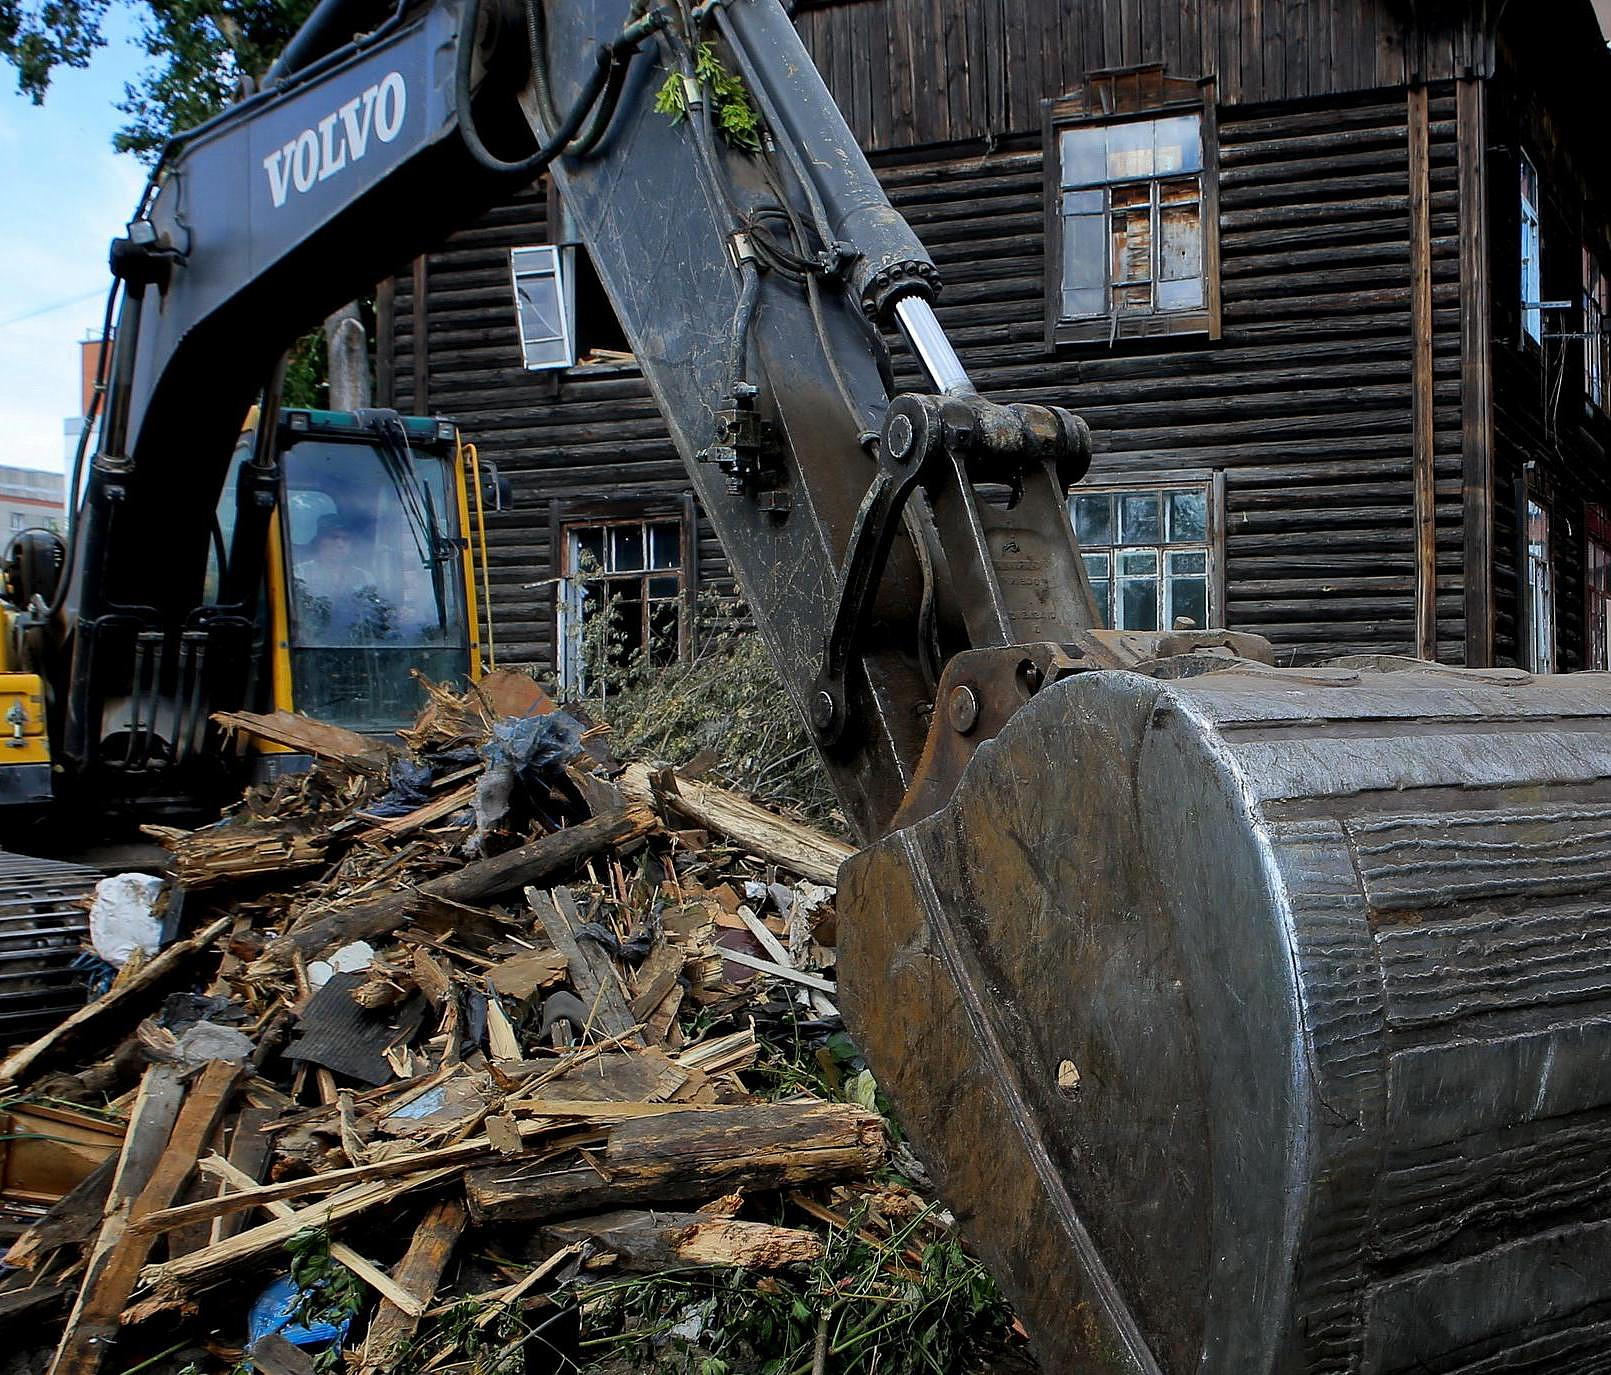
[0, 287, 107, 329]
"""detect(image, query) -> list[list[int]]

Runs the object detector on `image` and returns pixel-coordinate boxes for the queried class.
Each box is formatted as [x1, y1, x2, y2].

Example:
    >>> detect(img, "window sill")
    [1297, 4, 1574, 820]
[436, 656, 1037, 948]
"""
[1052, 310, 1216, 347]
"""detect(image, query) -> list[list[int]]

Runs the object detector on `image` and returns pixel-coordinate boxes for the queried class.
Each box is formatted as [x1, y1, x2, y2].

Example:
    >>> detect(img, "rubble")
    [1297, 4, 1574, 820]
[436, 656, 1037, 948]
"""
[0, 671, 1025, 1374]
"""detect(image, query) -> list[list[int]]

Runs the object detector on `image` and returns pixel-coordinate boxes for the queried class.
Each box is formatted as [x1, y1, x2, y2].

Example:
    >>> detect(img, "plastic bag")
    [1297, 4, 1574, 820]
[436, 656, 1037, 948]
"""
[88, 873, 165, 968]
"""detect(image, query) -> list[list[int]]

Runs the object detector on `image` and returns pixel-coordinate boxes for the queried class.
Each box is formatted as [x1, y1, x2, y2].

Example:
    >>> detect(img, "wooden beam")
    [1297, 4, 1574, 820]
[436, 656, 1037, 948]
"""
[1409, 83, 1437, 661]
[1458, 75, 1494, 667]
[528, 888, 644, 1046]
[50, 1061, 241, 1375]
[616, 765, 852, 886]
[411, 255, 430, 413]
[0, 917, 232, 1087]
[358, 1198, 467, 1373]
[261, 805, 656, 966]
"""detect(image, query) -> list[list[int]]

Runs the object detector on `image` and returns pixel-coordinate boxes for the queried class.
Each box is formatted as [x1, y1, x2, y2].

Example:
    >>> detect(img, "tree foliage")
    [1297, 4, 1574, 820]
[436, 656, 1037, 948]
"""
[0, 0, 322, 160]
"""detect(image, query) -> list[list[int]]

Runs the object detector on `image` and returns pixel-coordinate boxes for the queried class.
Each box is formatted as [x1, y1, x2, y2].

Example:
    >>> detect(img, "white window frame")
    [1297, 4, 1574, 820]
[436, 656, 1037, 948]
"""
[1520, 154, 1543, 345]
[1070, 480, 1217, 632]
[1525, 496, 1555, 672]
[510, 244, 575, 371]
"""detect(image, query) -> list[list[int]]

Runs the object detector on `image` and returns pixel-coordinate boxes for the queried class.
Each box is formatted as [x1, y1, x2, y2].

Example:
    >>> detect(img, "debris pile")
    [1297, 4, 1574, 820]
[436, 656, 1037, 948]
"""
[0, 672, 1025, 1374]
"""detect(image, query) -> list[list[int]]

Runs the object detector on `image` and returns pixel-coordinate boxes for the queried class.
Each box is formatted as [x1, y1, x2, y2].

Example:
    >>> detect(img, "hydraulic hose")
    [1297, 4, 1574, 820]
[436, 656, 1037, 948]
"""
[454, 0, 658, 178]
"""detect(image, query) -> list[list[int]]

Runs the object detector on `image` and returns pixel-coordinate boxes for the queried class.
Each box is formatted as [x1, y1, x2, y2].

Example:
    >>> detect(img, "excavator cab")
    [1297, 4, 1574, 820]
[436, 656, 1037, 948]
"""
[260, 408, 493, 735]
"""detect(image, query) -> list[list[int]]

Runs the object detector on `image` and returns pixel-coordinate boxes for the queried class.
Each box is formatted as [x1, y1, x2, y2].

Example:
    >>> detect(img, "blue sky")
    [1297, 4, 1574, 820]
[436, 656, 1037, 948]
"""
[0, 11, 147, 474]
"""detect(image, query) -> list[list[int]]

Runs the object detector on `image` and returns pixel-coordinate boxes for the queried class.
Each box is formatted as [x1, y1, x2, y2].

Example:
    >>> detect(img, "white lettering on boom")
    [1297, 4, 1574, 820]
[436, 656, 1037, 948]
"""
[259, 70, 408, 209]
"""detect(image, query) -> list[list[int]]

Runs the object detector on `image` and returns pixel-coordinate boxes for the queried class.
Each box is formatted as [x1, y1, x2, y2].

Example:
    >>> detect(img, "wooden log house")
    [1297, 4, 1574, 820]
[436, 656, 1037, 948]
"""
[377, 0, 1611, 679]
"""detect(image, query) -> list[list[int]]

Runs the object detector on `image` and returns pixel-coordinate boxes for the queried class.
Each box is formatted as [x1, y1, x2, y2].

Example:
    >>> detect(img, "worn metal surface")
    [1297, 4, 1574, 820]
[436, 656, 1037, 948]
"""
[0, 852, 99, 1034]
[841, 661, 1611, 1373]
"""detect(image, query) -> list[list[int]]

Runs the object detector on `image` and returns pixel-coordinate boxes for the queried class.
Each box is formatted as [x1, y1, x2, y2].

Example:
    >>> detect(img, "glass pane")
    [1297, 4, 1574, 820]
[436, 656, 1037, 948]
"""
[1088, 579, 1111, 627]
[648, 575, 680, 598]
[1167, 490, 1208, 542]
[515, 271, 563, 346]
[1063, 286, 1106, 319]
[1120, 493, 1161, 543]
[1119, 575, 1159, 630]
[1062, 188, 1103, 216]
[1117, 548, 1159, 577]
[573, 527, 605, 574]
[1168, 549, 1207, 577]
[648, 521, 681, 569]
[1064, 211, 1107, 296]
[1060, 127, 1106, 187]
[511, 246, 552, 275]
[1158, 276, 1205, 311]
[1153, 114, 1202, 175]
[1081, 552, 1110, 582]
[1073, 494, 1114, 546]
[1166, 574, 1208, 630]
[612, 523, 645, 573]
[1105, 120, 1154, 181]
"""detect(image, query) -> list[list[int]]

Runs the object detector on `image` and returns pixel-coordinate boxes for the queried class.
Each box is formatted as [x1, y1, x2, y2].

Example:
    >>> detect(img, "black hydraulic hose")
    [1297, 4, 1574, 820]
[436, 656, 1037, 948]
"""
[455, 0, 656, 177]
[728, 257, 761, 395]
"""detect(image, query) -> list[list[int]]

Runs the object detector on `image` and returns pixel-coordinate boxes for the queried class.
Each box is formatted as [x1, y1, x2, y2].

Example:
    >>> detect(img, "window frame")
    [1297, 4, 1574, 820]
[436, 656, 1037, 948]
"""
[1585, 243, 1609, 413]
[510, 243, 575, 372]
[1043, 69, 1220, 349]
[549, 496, 697, 695]
[1587, 503, 1611, 671]
[1524, 493, 1555, 673]
[1519, 152, 1543, 348]
[1068, 469, 1225, 631]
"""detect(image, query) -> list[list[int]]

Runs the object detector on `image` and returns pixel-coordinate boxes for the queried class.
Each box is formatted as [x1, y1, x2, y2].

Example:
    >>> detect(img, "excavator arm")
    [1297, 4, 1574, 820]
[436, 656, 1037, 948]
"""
[57, 0, 1611, 1368]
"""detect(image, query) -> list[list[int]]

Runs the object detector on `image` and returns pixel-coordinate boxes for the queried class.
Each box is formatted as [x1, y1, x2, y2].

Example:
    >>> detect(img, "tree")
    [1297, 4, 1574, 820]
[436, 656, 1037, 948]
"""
[0, 0, 322, 161]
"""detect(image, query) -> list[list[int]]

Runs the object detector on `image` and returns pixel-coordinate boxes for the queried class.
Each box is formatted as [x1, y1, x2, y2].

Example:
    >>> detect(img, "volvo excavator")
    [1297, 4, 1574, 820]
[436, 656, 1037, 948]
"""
[7, 0, 1611, 1368]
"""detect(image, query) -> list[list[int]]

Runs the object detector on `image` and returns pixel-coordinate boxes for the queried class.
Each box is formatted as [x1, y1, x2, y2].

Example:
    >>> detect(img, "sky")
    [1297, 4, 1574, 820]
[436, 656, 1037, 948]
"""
[0, 10, 147, 475]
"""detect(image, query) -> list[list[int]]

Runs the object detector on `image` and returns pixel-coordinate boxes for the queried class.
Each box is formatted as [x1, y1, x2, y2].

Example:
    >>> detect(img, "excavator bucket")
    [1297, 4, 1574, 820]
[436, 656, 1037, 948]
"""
[839, 661, 1611, 1374]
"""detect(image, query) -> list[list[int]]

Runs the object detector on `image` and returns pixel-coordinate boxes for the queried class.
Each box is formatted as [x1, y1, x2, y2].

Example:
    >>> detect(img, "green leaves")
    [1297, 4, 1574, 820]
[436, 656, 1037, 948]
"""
[653, 41, 763, 153]
[0, 0, 111, 102]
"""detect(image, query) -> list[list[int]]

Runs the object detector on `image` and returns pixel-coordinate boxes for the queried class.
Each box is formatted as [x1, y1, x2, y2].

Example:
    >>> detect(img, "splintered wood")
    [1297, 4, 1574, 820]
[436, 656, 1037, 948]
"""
[0, 674, 914, 1374]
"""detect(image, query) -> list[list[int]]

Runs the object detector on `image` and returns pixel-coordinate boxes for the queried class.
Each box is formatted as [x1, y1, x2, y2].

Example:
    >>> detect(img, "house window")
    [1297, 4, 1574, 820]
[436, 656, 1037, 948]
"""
[1071, 484, 1212, 631]
[1526, 497, 1554, 672]
[558, 517, 685, 693]
[510, 245, 573, 370]
[1520, 154, 1543, 345]
[1585, 247, 1609, 411]
[1056, 113, 1205, 325]
[1588, 507, 1611, 670]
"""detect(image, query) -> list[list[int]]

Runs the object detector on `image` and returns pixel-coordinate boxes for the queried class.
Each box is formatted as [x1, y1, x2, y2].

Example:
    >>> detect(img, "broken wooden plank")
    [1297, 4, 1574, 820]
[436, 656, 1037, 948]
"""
[617, 764, 851, 886]
[526, 887, 643, 1046]
[541, 1209, 823, 1272]
[465, 1103, 884, 1224]
[147, 815, 332, 890]
[486, 948, 567, 1003]
[212, 710, 393, 772]
[261, 805, 656, 967]
[3, 1155, 117, 1270]
[0, 916, 232, 1087]
[357, 1198, 467, 1374]
[50, 1060, 242, 1375]
[717, 947, 837, 994]
[138, 1164, 462, 1296]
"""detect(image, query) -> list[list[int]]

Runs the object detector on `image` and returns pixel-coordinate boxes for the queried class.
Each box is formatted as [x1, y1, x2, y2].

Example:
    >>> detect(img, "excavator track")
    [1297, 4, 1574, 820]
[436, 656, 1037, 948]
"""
[841, 662, 1611, 1374]
[0, 852, 99, 1038]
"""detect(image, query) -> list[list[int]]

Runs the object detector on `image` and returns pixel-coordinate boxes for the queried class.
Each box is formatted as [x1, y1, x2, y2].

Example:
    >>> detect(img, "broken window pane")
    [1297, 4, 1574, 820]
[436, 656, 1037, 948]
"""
[1055, 112, 1207, 323]
[649, 522, 682, 570]
[510, 244, 574, 370]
